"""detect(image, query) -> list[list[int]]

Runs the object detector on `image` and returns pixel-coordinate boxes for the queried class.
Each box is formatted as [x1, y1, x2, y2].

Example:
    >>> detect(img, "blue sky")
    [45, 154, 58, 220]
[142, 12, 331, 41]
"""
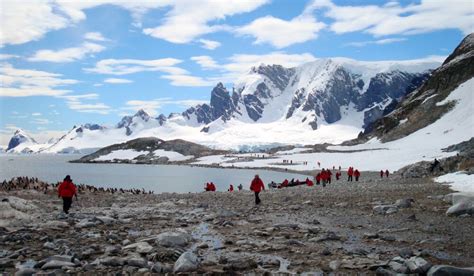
[0, 0, 472, 144]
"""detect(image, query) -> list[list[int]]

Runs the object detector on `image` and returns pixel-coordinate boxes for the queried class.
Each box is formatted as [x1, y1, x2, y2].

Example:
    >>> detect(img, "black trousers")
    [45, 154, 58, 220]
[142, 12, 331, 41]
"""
[348, 175, 353, 181]
[254, 192, 261, 205]
[62, 197, 72, 214]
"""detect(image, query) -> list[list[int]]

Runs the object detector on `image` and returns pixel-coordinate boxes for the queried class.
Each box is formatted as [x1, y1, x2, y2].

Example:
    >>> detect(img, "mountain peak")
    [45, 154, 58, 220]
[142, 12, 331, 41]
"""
[7, 129, 37, 151]
[443, 33, 474, 65]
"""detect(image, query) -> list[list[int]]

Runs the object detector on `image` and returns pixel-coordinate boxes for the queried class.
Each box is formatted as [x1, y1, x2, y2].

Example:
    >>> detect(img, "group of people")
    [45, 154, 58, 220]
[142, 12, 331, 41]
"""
[380, 169, 390, 178]
[347, 167, 361, 181]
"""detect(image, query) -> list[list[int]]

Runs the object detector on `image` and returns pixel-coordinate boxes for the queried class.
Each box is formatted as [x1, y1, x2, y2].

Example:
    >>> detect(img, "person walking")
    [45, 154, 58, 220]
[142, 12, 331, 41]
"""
[354, 169, 361, 181]
[57, 175, 77, 214]
[380, 170, 384, 179]
[385, 170, 390, 178]
[250, 174, 265, 205]
[228, 184, 234, 192]
[347, 167, 353, 182]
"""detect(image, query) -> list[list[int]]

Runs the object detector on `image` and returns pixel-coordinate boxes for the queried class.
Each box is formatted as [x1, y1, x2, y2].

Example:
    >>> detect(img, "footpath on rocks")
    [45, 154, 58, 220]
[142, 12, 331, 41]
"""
[0, 172, 473, 275]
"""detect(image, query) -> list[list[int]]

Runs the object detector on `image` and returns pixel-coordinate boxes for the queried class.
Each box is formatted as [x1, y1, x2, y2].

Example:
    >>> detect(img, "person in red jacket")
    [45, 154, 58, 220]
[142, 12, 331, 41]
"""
[354, 169, 361, 181]
[57, 175, 77, 214]
[250, 174, 265, 205]
[210, 182, 216, 191]
[228, 184, 234, 192]
[306, 177, 314, 187]
[315, 173, 321, 185]
[347, 167, 353, 182]
[380, 170, 384, 179]
[385, 170, 390, 178]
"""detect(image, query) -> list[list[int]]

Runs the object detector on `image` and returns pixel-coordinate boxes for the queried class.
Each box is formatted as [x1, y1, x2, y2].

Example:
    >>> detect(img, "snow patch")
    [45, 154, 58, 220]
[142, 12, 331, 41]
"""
[435, 172, 474, 193]
[95, 149, 148, 161]
[152, 149, 193, 161]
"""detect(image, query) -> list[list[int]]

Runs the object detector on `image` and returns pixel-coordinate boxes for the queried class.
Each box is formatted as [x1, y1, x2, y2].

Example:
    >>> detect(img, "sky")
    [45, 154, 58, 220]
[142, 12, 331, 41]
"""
[0, 0, 472, 145]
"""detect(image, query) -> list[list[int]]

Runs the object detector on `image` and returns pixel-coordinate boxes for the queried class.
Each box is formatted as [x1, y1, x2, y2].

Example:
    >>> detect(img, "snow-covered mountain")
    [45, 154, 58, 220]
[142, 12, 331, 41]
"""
[18, 56, 441, 153]
[6, 129, 42, 153]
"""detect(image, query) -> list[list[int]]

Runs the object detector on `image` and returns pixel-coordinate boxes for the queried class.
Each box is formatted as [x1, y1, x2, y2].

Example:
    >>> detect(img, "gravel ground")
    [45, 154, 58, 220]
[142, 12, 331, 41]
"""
[0, 171, 473, 275]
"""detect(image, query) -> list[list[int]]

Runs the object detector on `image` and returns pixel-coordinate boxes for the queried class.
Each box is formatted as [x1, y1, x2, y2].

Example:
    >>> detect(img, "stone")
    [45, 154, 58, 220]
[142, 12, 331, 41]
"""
[123, 241, 153, 254]
[375, 267, 397, 276]
[99, 256, 124, 267]
[404, 256, 432, 273]
[364, 232, 379, 239]
[15, 268, 37, 276]
[75, 219, 97, 228]
[373, 205, 398, 215]
[43, 242, 56, 249]
[395, 198, 414, 208]
[446, 192, 474, 216]
[41, 260, 76, 270]
[399, 248, 414, 258]
[126, 257, 148, 268]
[427, 265, 474, 276]
[388, 258, 409, 274]
[329, 260, 341, 271]
[0, 258, 15, 268]
[173, 251, 199, 273]
[95, 216, 116, 225]
[105, 245, 121, 255]
[155, 231, 192, 248]
[223, 255, 258, 271]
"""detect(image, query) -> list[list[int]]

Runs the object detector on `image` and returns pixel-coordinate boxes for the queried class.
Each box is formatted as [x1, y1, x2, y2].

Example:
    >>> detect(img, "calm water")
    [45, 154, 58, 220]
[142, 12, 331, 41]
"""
[0, 154, 305, 193]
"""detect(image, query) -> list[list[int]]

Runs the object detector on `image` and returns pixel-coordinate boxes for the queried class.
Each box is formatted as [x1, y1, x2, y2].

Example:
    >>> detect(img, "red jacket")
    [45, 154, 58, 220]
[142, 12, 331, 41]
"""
[250, 177, 265, 193]
[58, 180, 76, 197]
[354, 170, 360, 177]
[348, 167, 353, 176]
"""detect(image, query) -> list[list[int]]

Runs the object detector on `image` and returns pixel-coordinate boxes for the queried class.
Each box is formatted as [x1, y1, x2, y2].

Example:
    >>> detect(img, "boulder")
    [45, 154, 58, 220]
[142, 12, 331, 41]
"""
[427, 265, 474, 276]
[173, 251, 199, 273]
[125, 257, 148, 268]
[395, 198, 414, 208]
[123, 242, 153, 254]
[446, 192, 474, 216]
[373, 205, 398, 215]
[14, 268, 37, 276]
[99, 256, 124, 266]
[404, 256, 432, 273]
[41, 260, 76, 270]
[155, 231, 192, 247]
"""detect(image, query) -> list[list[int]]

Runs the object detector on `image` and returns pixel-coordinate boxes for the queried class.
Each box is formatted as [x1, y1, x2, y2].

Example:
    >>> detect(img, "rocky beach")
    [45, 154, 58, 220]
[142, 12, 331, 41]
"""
[1, 172, 473, 275]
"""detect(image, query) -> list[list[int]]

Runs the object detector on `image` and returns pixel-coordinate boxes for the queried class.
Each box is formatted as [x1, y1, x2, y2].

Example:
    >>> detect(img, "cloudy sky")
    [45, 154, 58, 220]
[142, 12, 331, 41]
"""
[0, 0, 472, 144]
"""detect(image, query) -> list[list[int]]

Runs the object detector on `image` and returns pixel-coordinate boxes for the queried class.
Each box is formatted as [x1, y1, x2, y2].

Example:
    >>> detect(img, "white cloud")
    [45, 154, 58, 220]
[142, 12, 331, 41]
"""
[310, 0, 474, 37]
[33, 118, 51, 125]
[104, 78, 133, 84]
[143, 0, 269, 43]
[85, 58, 184, 75]
[84, 32, 109, 42]
[192, 52, 316, 82]
[161, 74, 213, 87]
[199, 39, 221, 50]
[32, 113, 42, 116]
[346, 37, 407, 47]
[0, 63, 78, 97]
[0, 54, 19, 60]
[59, 93, 111, 114]
[236, 14, 325, 48]
[191, 56, 219, 70]
[0, 1, 171, 46]
[28, 42, 105, 63]
[124, 98, 208, 116]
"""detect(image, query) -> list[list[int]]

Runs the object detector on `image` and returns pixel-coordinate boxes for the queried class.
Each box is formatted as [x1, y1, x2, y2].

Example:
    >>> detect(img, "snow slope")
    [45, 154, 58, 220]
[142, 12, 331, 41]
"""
[192, 78, 474, 174]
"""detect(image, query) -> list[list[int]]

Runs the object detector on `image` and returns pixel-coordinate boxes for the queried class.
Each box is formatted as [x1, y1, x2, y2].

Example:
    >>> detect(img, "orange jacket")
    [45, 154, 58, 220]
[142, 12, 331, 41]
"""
[250, 178, 265, 193]
[58, 180, 76, 197]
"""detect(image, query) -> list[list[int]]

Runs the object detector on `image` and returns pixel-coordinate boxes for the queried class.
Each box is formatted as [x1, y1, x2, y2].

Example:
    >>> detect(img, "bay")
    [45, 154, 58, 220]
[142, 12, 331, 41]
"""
[0, 154, 306, 193]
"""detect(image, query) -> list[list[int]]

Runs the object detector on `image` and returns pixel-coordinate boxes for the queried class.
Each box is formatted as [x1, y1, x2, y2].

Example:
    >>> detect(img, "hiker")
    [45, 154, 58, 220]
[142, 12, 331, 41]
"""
[205, 182, 211, 191]
[385, 170, 390, 178]
[228, 184, 234, 192]
[250, 174, 265, 205]
[315, 173, 321, 185]
[335, 171, 341, 180]
[281, 179, 289, 187]
[380, 170, 384, 178]
[57, 175, 77, 214]
[306, 177, 314, 186]
[354, 169, 360, 181]
[238, 184, 243, 191]
[321, 169, 327, 187]
[327, 170, 332, 184]
[347, 167, 353, 182]
[210, 182, 216, 191]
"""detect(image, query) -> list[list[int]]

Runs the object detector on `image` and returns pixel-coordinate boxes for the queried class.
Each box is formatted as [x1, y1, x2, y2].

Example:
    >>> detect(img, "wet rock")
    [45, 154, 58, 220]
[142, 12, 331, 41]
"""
[104, 245, 121, 255]
[173, 251, 199, 273]
[41, 260, 76, 270]
[395, 198, 414, 208]
[373, 205, 398, 215]
[404, 256, 432, 273]
[123, 241, 153, 254]
[427, 265, 474, 276]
